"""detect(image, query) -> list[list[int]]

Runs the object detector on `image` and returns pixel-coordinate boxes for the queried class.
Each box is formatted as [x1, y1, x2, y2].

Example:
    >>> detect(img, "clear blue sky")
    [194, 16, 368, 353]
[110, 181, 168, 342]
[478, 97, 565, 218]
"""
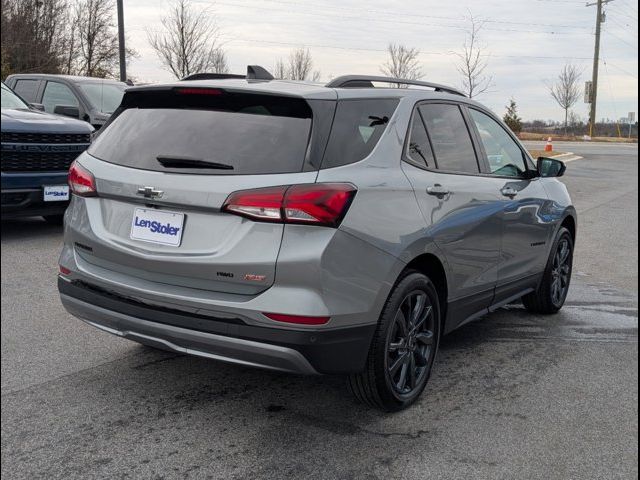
[124, 0, 639, 122]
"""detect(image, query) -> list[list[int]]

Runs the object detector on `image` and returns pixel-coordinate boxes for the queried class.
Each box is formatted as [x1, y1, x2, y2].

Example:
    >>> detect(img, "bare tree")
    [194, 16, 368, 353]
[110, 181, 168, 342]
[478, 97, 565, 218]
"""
[287, 48, 314, 81]
[454, 12, 492, 98]
[547, 63, 582, 136]
[0, 0, 69, 77]
[148, 0, 228, 79]
[273, 58, 287, 79]
[274, 48, 320, 81]
[380, 43, 422, 85]
[73, 0, 134, 78]
[61, 4, 81, 75]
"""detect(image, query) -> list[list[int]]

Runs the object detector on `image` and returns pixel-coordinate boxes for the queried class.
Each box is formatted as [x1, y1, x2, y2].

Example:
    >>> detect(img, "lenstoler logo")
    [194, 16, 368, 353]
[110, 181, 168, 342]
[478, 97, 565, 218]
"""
[133, 217, 181, 236]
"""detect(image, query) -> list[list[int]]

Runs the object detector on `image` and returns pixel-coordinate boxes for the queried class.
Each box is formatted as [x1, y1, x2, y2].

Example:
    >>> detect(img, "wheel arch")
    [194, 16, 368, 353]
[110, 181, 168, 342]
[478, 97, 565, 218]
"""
[403, 253, 449, 332]
[561, 212, 577, 241]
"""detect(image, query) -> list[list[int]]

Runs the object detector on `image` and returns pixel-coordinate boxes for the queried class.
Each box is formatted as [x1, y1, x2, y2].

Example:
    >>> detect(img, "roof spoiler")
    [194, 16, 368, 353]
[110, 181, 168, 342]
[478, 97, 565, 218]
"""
[180, 66, 274, 82]
[181, 73, 246, 81]
[326, 75, 466, 97]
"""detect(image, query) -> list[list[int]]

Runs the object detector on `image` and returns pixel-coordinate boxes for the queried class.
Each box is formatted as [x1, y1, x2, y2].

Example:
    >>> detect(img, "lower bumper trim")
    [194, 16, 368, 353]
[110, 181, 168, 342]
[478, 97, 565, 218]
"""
[61, 293, 319, 375]
[59, 278, 377, 374]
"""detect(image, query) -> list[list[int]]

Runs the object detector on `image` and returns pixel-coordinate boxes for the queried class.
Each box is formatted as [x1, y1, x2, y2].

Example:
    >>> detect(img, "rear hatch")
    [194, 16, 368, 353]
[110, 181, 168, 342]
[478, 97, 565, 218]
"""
[71, 86, 335, 295]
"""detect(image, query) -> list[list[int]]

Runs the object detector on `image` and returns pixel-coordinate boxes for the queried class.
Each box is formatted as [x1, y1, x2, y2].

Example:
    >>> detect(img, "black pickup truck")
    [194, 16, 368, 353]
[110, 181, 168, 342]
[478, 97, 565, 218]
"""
[1, 82, 93, 223]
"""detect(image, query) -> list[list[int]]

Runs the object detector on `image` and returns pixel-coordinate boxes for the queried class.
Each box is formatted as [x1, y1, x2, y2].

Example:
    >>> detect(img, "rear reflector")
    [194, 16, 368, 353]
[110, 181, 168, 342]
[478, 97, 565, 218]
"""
[263, 312, 330, 325]
[68, 161, 97, 197]
[222, 183, 356, 227]
[59, 265, 71, 275]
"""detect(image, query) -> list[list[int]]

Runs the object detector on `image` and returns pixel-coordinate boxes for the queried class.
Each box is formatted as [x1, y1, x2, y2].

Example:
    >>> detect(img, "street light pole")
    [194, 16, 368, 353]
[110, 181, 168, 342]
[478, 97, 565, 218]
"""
[116, 0, 126, 82]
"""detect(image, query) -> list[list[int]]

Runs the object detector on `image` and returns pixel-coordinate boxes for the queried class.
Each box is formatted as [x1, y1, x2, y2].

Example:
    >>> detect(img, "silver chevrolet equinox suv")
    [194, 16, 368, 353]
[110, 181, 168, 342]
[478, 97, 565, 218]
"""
[58, 66, 577, 411]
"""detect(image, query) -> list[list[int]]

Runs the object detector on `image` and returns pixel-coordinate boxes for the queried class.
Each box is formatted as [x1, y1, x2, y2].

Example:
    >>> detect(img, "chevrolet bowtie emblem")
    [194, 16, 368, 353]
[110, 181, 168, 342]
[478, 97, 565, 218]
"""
[136, 186, 164, 199]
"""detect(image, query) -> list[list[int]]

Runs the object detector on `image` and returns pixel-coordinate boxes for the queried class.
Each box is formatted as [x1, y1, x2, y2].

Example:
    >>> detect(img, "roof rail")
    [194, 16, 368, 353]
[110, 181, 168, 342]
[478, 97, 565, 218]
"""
[325, 75, 466, 97]
[181, 73, 245, 81]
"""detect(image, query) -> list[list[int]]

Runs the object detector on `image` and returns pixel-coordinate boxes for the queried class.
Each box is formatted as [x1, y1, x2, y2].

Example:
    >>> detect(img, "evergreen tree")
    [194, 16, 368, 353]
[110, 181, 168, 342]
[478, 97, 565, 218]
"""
[503, 98, 522, 133]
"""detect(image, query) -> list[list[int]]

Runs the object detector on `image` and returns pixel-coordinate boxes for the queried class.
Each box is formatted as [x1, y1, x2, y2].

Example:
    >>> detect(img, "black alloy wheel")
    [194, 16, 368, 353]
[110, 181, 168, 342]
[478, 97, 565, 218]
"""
[386, 290, 436, 398]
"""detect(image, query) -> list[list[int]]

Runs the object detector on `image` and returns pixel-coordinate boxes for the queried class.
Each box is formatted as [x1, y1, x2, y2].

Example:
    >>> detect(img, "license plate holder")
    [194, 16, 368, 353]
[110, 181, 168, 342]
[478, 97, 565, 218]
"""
[130, 208, 185, 247]
[43, 185, 70, 202]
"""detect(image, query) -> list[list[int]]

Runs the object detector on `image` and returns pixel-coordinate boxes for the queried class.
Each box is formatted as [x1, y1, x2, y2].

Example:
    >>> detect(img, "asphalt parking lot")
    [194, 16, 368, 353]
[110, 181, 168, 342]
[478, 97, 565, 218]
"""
[1, 143, 638, 479]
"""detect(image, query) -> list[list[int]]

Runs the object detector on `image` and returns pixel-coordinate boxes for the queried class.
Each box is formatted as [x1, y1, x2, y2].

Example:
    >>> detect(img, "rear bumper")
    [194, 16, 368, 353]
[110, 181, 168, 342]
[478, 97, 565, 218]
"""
[58, 277, 376, 374]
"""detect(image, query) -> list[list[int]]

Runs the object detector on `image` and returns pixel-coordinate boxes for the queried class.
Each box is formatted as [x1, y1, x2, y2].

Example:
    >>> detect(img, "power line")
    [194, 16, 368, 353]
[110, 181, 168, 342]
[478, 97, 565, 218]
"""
[606, 15, 638, 33]
[201, 0, 595, 36]
[209, 0, 593, 30]
[602, 59, 639, 79]
[604, 28, 639, 49]
[534, 0, 588, 4]
[608, 4, 639, 22]
[129, 24, 612, 62]
[615, 0, 638, 13]
[174, 35, 597, 60]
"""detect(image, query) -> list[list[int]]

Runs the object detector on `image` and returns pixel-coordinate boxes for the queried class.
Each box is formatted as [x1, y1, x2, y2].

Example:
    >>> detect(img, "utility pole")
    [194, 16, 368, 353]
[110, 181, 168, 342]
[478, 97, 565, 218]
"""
[586, 0, 614, 137]
[116, 0, 126, 82]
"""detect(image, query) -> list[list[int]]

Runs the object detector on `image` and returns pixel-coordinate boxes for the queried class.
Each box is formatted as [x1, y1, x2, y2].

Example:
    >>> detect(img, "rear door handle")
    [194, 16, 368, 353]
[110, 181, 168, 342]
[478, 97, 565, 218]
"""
[427, 184, 450, 197]
[501, 187, 518, 198]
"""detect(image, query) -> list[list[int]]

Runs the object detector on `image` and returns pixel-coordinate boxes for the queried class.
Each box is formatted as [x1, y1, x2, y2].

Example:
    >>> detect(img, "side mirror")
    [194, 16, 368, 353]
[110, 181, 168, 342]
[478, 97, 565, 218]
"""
[53, 105, 80, 119]
[537, 157, 566, 178]
[30, 103, 45, 111]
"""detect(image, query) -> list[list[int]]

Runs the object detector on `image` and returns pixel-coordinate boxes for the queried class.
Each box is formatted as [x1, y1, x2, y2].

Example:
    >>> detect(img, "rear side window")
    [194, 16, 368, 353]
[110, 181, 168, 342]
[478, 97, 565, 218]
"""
[89, 90, 313, 175]
[321, 99, 399, 169]
[405, 112, 435, 168]
[419, 104, 479, 174]
[13, 79, 39, 102]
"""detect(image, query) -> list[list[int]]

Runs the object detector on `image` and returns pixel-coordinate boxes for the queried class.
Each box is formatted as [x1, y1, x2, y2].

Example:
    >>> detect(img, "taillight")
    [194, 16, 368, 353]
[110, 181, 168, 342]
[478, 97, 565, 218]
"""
[263, 312, 330, 325]
[68, 161, 97, 197]
[221, 183, 356, 227]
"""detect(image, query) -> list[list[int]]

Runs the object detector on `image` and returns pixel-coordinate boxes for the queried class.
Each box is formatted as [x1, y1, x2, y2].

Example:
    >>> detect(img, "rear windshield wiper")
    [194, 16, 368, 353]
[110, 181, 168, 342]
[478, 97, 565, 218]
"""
[156, 155, 234, 170]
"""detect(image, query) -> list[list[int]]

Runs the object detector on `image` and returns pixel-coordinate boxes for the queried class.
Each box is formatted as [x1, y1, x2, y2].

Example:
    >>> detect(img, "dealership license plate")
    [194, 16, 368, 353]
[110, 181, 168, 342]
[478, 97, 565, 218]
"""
[130, 208, 185, 247]
[43, 185, 69, 202]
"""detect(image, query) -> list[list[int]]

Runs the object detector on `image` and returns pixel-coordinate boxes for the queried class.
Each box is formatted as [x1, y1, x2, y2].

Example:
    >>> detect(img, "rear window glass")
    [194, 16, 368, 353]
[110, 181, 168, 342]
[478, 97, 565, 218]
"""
[89, 91, 313, 175]
[321, 99, 399, 169]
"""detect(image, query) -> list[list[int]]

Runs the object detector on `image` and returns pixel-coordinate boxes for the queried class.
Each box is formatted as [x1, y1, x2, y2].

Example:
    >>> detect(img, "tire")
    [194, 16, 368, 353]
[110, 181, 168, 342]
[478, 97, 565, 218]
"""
[348, 270, 441, 412]
[43, 214, 64, 225]
[523, 227, 574, 314]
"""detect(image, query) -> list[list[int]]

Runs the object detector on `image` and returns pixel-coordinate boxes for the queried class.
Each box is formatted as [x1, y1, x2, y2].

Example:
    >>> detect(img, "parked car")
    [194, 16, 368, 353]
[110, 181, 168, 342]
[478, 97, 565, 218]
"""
[58, 67, 577, 411]
[4, 74, 128, 130]
[1, 82, 93, 223]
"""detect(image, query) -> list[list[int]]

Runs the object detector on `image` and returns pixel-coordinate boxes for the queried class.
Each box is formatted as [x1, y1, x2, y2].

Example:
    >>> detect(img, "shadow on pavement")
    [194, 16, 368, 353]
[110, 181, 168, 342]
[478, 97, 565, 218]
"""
[0, 217, 63, 240]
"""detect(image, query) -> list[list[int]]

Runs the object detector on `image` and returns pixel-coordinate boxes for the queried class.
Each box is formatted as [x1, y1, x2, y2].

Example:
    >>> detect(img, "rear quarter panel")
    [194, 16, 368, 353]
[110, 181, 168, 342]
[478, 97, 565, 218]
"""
[315, 96, 450, 322]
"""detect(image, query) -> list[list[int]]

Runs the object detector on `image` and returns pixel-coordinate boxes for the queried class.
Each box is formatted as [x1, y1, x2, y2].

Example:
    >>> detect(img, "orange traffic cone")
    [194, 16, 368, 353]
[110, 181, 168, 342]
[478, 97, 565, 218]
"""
[545, 137, 553, 152]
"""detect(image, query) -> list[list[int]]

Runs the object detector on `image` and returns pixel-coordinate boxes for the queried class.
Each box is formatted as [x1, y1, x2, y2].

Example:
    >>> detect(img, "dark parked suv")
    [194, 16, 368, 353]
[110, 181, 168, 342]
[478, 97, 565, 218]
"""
[1, 83, 93, 222]
[58, 67, 576, 410]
